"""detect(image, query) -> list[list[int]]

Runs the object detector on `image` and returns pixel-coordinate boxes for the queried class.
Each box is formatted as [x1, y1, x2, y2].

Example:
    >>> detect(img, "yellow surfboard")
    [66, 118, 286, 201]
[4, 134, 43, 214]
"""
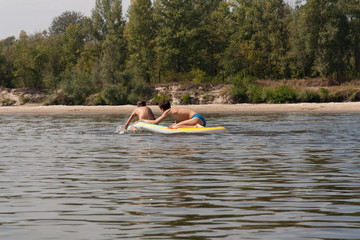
[129, 122, 227, 134]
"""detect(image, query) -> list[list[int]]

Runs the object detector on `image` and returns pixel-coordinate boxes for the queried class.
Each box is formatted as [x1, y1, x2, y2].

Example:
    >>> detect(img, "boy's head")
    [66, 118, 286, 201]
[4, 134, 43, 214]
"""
[159, 100, 171, 111]
[137, 100, 146, 107]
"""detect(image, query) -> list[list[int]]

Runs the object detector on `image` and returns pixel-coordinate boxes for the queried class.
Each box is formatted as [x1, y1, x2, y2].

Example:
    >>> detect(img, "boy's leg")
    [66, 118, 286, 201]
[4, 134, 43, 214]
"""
[174, 117, 204, 128]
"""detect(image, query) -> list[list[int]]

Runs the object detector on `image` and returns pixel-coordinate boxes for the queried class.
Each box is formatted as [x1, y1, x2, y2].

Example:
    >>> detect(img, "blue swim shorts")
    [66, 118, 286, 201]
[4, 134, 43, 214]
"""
[192, 114, 206, 127]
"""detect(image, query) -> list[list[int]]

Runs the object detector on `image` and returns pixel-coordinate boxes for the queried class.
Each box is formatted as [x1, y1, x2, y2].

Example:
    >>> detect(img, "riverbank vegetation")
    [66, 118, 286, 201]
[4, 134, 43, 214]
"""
[1, 0, 360, 105]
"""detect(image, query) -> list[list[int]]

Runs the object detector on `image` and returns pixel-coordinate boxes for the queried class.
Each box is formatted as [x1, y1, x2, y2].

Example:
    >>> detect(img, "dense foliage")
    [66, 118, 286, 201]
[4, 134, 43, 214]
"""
[0, 0, 360, 104]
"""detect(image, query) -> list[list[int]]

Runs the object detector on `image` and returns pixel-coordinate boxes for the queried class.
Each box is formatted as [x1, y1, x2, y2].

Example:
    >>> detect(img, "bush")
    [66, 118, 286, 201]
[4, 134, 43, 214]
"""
[230, 74, 258, 103]
[181, 93, 192, 104]
[151, 94, 169, 105]
[60, 70, 95, 105]
[101, 83, 129, 105]
[101, 71, 153, 105]
[128, 78, 152, 104]
[0, 98, 16, 106]
[190, 69, 206, 84]
[231, 85, 247, 102]
[350, 91, 360, 101]
[328, 88, 357, 102]
[202, 94, 214, 103]
[299, 90, 321, 102]
[85, 93, 105, 105]
[329, 92, 344, 102]
[319, 88, 330, 102]
[247, 85, 263, 103]
[263, 86, 298, 103]
[261, 88, 275, 103]
[274, 86, 298, 103]
[45, 92, 73, 105]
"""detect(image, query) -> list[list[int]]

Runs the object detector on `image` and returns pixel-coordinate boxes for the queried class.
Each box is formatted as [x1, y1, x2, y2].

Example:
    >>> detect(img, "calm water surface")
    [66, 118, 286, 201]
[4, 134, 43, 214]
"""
[0, 113, 359, 240]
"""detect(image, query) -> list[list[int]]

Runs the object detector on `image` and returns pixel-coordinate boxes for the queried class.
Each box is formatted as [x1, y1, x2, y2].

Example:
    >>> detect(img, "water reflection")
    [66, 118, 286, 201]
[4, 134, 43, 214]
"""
[0, 113, 359, 239]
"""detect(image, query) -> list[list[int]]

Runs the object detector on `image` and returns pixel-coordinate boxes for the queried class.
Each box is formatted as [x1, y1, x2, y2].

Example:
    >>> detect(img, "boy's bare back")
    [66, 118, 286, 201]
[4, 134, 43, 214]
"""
[166, 107, 197, 122]
[135, 106, 155, 121]
[124, 106, 155, 130]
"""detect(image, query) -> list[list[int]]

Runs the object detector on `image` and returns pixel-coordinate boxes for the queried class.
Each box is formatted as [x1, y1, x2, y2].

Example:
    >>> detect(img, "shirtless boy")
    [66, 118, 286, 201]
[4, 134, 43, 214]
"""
[124, 100, 155, 130]
[143, 100, 206, 128]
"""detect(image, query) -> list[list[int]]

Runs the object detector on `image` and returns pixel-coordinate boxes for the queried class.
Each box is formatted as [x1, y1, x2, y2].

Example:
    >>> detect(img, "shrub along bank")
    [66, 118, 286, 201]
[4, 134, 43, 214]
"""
[229, 76, 360, 104]
[1, 77, 360, 106]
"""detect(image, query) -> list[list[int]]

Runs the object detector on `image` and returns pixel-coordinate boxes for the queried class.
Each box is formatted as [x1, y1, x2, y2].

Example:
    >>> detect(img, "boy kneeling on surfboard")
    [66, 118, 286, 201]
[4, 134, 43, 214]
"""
[142, 100, 206, 128]
[124, 100, 156, 130]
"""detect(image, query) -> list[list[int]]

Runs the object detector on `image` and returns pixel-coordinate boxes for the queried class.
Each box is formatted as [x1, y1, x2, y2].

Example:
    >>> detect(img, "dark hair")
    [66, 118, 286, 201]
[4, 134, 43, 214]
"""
[137, 100, 146, 107]
[159, 100, 171, 111]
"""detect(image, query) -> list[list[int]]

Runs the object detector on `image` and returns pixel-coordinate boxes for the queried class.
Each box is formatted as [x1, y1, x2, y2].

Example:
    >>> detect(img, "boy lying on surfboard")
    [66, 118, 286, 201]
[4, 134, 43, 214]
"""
[142, 100, 206, 128]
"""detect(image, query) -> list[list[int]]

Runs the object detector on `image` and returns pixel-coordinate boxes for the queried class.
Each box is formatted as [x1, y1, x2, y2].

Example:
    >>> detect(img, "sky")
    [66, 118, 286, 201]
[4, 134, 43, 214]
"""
[0, 0, 131, 39]
[0, 0, 296, 40]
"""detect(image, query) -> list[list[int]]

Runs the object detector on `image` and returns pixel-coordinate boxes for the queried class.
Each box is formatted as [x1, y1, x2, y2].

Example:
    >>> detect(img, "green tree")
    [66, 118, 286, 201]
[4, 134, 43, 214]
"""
[207, 0, 233, 79]
[42, 35, 65, 91]
[153, 0, 223, 79]
[89, 0, 127, 86]
[0, 47, 6, 86]
[49, 11, 85, 35]
[154, 0, 193, 74]
[91, 0, 125, 41]
[295, 0, 350, 79]
[187, 0, 224, 76]
[225, 0, 291, 79]
[100, 38, 126, 85]
[93, 0, 127, 92]
[344, 0, 360, 76]
[0, 37, 16, 87]
[13, 31, 45, 88]
[126, 0, 157, 83]
[12, 32, 65, 89]
[76, 41, 102, 74]
[288, 5, 309, 78]
[314, 0, 350, 79]
[265, 0, 292, 79]
[61, 24, 87, 72]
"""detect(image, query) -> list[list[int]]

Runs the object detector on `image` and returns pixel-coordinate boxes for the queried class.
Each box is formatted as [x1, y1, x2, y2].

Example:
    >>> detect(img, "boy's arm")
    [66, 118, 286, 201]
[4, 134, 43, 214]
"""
[143, 110, 169, 124]
[124, 111, 136, 130]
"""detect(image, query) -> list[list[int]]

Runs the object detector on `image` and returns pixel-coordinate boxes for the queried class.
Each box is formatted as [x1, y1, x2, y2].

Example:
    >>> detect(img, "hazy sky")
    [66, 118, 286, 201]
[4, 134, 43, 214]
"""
[0, 0, 296, 40]
[0, 0, 131, 39]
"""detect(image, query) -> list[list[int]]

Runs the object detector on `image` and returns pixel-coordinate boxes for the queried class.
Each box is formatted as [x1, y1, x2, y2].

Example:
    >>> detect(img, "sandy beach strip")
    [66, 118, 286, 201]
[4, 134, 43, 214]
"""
[1, 102, 360, 114]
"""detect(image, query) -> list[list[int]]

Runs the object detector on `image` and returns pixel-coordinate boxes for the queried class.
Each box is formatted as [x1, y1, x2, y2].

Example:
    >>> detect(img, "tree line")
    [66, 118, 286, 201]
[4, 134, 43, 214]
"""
[0, 0, 359, 105]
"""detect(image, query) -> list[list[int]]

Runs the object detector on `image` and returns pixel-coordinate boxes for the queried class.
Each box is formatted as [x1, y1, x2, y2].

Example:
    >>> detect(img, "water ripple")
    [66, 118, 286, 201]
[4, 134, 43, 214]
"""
[0, 113, 359, 239]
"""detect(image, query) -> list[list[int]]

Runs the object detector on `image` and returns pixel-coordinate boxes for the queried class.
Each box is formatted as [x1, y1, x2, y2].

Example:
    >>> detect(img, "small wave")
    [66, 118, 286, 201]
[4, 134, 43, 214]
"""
[115, 124, 125, 134]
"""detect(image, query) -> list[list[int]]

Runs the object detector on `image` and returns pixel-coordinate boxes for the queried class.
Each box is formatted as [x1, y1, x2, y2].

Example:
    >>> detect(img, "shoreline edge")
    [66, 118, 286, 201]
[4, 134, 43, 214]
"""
[1, 102, 360, 114]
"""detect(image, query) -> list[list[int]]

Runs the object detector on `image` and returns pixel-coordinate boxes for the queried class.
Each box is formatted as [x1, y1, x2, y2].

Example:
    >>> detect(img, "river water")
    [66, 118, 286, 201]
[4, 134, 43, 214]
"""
[0, 113, 359, 240]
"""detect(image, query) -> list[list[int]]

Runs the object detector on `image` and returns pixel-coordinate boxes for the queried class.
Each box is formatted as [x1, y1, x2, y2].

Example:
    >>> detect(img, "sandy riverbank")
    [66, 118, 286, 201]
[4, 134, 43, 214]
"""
[1, 102, 360, 114]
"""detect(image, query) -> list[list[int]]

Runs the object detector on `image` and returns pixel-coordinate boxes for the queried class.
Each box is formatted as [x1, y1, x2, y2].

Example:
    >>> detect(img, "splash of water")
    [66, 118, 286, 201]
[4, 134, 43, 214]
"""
[115, 124, 125, 134]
